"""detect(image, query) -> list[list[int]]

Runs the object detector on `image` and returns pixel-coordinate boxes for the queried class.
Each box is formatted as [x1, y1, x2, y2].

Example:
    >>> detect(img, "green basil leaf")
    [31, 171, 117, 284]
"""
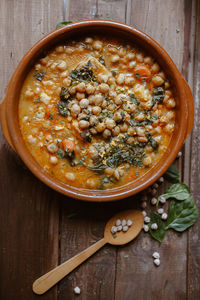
[158, 183, 190, 202]
[165, 197, 198, 232]
[56, 21, 73, 29]
[164, 164, 180, 183]
[149, 212, 166, 243]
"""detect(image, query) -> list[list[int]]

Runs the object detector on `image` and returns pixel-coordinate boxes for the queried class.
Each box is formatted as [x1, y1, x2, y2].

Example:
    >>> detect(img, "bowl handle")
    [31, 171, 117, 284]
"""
[182, 77, 194, 141]
[0, 95, 16, 151]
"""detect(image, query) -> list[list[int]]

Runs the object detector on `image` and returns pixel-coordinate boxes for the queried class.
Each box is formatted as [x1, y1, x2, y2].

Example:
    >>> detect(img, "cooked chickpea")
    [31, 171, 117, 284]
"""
[125, 76, 135, 86]
[86, 178, 96, 188]
[114, 170, 120, 180]
[127, 137, 135, 144]
[92, 106, 102, 115]
[118, 47, 126, 57]
[154, 136, 162, 143]
[112, 126, 120, 136]
[154, 126, 162, 134]
[94, 94, 103, 105]
[50, 156, 58, 165]
[166, 111, 175, 120]
[85, 37, 93, 44]
[65, 172, 75, 181]
[108, 77, 115, 85]
[111, 55, 120, 63]
[126, 52, 135, 60]
[90, 128, 97, 135]
[47, 143, 58, 153]
[96, 122, 106, 133]
[69, 86, 77, 95]
[89, 115, 98, 126]
[85, 84, 96, 94]
[102, 100, 108, 108]
[136, 127, 145, 137]
[80, 98, 89, 108]
[93, 40, 103, 50]
[55, 46, 64, 53]
[71, 103, 81, 116]
[103, 129, 111, 139]
[98, 74, 108, 83]
[79, 120, 89, 129]
[144, 56, 154, 65]
[25, 89, 34, 98]
[129, 61, 136, 68]
[165, 81, 170, 89]
[120, 123, 128, 132]
[114, 111, 122, 122]
[164, 123, 174, 133]
[151, 63, 160, 73]
[152, 76, 164, 86]
[128, 127, 135, 136]
[88, 95, 95, 105]
[116, 74, 125, 85]
[165, 98, 176, 108]
[107, 104, 115, 111]
[76, 82, 86, 93]
[105, 167, 114, 176]
[145, 145, 153, 153]
[27, 134, 37, 144]
[65, 47, 74, 54]
[138, 136, 148, 143]
[114, 95, 123, 105]
[143, 156, 152, 167]
[99, 83, 109, 93]
[105, 118, 116, 130]
[136, 53, 144, 62]
[135, 113, 145, 121]
[57, 61, 67, 70]
[63, 77, 71, 87]
[76, 92, 85, 100]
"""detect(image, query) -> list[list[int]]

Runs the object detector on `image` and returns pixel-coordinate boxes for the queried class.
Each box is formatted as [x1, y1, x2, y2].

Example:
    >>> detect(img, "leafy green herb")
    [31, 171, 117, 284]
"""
[149, 212, 166, 243]
[60, 87, 71, 101]
[87, 164, 107, 174]
[57, 101, 70, 117]
[33, 72, 45, 81]
[56, 21, 73, 29]
[164, 164, 180, 183]
[135, 73, 141, 78]
[129, 93, 140, 105]
[165, 197, 198, 232]
[47, 113, 54, 120]
[152, 87, 165, 106]
[70, 60, 96, 83]
[158, 183, 190, 202]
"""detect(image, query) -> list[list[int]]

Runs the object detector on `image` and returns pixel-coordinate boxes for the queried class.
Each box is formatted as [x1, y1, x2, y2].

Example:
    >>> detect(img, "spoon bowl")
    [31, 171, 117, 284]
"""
[104, 210, 144, 245]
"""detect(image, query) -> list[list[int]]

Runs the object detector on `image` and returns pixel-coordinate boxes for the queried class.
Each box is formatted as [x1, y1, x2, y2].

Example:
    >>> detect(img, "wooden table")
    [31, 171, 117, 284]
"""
[0, 1, 199, 299]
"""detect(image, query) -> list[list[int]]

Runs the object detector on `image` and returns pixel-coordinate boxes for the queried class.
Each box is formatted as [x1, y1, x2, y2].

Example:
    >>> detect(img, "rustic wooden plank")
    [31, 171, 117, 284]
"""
[114, 1, 190, 299]
[187, 0, 200, 298]
[58, 1, 128, 299]
[0, 1, 63, 299]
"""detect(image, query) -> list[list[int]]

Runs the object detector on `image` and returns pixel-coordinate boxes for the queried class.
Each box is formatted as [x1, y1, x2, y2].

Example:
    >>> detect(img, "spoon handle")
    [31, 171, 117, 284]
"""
[32, 238, 106, 295]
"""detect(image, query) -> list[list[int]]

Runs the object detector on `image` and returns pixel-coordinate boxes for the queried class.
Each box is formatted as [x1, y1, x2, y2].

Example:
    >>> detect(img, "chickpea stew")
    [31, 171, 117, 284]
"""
[19, 36, 176, 190]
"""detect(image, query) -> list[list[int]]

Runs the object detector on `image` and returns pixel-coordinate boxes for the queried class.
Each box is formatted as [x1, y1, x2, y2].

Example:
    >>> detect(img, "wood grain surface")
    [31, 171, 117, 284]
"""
[0, 1, 199, 300]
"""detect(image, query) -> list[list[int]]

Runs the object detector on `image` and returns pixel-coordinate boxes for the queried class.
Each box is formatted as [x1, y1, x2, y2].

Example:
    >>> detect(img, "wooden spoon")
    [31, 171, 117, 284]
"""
[32, 209, 144, 295]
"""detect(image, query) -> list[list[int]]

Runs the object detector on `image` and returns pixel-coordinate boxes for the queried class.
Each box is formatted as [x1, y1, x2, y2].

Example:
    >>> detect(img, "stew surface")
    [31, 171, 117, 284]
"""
[19, 36, 176, 190]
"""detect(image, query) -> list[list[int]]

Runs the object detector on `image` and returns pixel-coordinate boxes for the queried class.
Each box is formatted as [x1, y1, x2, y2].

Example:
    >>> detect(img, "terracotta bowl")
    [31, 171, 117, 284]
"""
[0, 20, 194, 202]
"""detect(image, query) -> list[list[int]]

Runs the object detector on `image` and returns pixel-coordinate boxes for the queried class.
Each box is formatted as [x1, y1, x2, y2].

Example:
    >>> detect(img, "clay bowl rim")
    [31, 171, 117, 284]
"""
[5, 19, 188, 202]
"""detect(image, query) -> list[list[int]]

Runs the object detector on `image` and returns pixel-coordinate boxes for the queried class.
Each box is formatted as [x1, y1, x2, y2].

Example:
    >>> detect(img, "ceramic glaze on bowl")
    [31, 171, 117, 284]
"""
[0, 20, 194, 201]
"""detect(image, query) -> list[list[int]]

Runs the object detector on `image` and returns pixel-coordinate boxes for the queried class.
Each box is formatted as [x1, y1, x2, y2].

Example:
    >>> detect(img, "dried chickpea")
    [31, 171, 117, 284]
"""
[96, 122, 106, 133]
